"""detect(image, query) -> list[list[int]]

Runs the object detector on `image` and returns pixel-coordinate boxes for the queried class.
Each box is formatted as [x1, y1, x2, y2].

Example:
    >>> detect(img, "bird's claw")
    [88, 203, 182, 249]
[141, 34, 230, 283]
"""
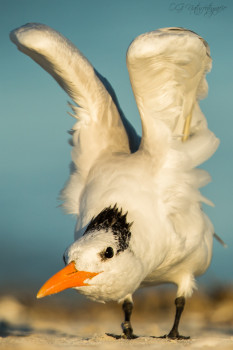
[121, 321, 138, 339]
[161, 332, 190, 340]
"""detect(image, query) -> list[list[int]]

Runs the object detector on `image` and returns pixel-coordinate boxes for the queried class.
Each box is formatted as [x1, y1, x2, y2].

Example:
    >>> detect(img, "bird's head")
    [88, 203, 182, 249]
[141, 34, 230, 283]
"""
[37, 205, 144, 302]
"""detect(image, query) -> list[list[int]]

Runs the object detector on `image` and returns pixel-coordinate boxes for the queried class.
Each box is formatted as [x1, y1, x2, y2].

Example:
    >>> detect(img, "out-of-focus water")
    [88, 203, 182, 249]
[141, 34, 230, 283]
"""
[1, 0, 233, 295]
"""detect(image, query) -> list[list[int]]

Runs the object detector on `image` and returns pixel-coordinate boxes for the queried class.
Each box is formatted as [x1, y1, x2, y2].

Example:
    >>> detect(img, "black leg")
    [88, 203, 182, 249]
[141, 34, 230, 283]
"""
[164, 296, 190, 340]
[121, 299, 137, 339]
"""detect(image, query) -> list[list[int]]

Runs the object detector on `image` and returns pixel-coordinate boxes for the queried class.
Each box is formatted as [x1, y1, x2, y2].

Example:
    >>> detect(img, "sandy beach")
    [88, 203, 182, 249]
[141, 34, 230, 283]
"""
[1, 286, 233, 349]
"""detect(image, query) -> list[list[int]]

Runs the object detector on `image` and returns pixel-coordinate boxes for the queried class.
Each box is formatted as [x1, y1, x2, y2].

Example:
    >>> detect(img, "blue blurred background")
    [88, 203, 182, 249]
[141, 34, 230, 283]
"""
[1, 0, 232, 295]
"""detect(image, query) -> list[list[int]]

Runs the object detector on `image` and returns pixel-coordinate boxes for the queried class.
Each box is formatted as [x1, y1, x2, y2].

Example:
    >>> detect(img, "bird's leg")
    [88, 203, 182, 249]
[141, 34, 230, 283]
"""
[121, 298, 137, 339]
[164, 296, 190, 340]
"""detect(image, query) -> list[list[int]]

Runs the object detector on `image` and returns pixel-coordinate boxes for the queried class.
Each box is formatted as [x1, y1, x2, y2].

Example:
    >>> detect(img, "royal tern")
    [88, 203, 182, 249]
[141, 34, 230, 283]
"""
[10, 24, 219, 339]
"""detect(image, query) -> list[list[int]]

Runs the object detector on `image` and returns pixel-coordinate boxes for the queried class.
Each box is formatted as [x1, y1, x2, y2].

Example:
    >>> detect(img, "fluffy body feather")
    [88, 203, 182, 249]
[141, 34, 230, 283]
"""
[10, 24, 219, 304]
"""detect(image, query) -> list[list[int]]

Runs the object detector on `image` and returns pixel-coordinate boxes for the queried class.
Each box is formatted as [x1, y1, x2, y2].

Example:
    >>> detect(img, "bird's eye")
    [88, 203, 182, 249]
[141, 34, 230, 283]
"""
[104, 247, 114, 259]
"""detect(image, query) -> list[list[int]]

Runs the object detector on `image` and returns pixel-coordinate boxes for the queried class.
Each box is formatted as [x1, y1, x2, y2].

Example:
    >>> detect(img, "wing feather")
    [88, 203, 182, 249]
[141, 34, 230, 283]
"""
[10, 23, 131, 214]
[10, 23, 130, 156]
[126, 27, 213, 152]
[127, 27, 219, 224]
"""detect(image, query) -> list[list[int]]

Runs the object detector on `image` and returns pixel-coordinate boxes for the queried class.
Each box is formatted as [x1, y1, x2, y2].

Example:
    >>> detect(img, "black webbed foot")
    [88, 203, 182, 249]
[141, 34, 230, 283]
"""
[161, 331, 190, 340]
[121, 321, 138, 339]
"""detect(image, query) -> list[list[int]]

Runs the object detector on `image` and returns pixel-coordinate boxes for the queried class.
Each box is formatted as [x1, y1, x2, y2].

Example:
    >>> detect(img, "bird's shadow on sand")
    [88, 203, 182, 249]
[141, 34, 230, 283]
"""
[106, 327, 233, 341]
[106, 332, 173, 341]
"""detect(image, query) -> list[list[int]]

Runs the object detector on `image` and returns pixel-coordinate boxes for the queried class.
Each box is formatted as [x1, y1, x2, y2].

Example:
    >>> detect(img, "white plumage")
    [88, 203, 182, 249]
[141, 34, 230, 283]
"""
[10, 24, 219, 339]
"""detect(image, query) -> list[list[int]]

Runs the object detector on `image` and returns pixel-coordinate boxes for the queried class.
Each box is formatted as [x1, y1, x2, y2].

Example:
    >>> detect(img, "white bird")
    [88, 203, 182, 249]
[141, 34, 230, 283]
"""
[10, 24, 220, 339]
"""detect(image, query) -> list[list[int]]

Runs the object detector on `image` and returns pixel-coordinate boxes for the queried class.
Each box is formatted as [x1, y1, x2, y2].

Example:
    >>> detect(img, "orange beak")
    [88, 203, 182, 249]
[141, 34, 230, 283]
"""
[37, 261, 99, 299]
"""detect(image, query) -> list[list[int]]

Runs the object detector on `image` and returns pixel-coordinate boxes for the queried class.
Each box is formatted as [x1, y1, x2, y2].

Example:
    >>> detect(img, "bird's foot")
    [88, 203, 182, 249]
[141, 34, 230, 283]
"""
[161, 330, 190, 340]
[105, 322, 137, 340]
[121, 321, 138, 339]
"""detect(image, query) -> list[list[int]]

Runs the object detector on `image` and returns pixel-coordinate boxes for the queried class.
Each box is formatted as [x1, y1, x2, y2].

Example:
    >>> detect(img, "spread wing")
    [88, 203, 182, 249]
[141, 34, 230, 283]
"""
[10, 23, 136, 214]
[127, 27, 219, 227]
[126, 27, 218, 165]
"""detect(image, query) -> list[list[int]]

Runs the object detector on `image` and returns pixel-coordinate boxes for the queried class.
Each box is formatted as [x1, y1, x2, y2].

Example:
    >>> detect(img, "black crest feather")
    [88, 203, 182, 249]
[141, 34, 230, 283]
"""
[85, 204, 133, 253]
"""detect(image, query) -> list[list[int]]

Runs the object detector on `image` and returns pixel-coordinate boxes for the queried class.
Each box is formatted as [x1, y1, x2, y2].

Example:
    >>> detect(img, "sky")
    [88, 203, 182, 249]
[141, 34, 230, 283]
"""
[1, 0, 233, 296]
